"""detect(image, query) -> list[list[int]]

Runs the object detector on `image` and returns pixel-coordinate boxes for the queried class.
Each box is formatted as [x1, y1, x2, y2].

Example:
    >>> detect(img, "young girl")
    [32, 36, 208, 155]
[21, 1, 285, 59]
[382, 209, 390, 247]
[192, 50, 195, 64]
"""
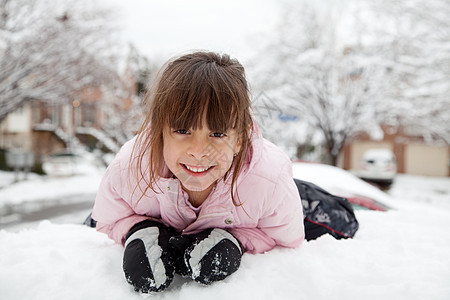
[92, 51, 304, 293]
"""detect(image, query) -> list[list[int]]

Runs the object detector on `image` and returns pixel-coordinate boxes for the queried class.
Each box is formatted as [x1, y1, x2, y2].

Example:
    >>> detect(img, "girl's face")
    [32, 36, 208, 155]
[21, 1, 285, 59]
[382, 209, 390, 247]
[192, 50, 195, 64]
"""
[163, 122, 241, 194]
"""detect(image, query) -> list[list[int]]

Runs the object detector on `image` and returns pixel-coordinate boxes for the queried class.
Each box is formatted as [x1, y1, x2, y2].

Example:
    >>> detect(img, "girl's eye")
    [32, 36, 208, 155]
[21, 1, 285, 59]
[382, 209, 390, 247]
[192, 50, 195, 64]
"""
[174, 129, 190, 135]
[210, 132, 226, 138]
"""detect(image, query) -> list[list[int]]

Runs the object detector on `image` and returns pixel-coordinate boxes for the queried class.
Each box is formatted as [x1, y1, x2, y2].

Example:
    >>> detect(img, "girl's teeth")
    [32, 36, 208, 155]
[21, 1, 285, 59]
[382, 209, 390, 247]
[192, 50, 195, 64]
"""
[186, 165, 210, 173]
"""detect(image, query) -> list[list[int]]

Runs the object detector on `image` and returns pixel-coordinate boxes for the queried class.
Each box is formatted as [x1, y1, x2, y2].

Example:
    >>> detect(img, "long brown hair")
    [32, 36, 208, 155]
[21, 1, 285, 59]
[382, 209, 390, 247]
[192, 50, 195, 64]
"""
[130, 51, 253, 206]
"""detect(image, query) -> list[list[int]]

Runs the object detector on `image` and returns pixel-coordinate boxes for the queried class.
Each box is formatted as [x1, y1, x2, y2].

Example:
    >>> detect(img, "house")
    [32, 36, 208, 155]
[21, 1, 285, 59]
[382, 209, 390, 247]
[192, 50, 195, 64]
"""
[0, 44, 151, 172]
[341, 125, 449, 177]
[0, 86, 133, 170]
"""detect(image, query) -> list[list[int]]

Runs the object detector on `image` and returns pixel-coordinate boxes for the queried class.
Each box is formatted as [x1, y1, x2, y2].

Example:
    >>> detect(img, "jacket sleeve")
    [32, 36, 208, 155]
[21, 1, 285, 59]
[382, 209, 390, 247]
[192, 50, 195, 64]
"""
[230, 162, 305, 254]
[91, 159, 149, 245]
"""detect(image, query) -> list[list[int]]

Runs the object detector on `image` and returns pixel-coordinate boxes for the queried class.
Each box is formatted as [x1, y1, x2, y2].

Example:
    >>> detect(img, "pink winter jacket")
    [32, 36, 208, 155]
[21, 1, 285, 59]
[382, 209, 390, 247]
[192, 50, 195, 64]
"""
[92, 127, 304, 254]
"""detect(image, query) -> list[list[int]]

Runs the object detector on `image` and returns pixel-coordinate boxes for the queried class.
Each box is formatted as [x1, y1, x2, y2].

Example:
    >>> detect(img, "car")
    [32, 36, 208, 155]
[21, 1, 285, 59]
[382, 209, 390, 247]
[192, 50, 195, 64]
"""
[358, 149, 397, 189]
[292, 161, 392, 211]
[42, 150, 102, 176]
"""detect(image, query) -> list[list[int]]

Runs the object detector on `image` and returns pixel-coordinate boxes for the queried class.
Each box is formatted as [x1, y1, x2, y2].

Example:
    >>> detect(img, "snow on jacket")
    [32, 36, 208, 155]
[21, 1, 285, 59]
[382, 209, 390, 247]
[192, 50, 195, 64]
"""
[92, 126, 304, 254]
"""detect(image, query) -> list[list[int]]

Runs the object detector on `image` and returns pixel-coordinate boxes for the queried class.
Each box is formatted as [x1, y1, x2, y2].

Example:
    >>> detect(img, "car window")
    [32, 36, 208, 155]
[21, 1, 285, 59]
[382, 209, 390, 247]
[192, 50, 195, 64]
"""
[350, 203, 371, 211]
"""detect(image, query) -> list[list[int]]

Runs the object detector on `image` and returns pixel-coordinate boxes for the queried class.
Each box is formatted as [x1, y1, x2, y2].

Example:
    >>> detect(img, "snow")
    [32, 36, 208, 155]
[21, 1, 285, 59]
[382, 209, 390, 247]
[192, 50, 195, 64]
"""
[362, 148, 395, 160]
[292, 162, 394, 207]
[1, 170, 450, 299]
[0, 170, 104, 229]
[0, 170, 103, 208]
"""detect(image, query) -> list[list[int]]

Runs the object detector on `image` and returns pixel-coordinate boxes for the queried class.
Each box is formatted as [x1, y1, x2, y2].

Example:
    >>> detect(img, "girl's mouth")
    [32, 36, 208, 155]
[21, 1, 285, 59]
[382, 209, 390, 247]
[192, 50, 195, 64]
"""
[181, 164, 214, 176]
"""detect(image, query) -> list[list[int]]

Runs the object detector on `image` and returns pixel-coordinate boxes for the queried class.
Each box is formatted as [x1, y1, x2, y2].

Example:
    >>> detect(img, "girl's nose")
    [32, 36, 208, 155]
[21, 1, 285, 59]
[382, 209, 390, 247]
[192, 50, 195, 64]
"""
[187, 135, 210, 159]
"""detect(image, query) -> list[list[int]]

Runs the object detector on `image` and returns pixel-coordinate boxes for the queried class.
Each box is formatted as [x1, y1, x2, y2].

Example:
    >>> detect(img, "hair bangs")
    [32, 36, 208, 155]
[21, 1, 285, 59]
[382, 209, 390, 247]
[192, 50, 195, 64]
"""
[164, 66, 240, 134]
[163, 78, 207, 131]
[205, 86, 239, 133]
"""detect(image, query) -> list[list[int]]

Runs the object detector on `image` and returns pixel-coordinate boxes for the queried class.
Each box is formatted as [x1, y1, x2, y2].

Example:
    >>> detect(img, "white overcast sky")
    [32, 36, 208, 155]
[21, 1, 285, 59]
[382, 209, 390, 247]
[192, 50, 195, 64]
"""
[98, 0, 299, 63]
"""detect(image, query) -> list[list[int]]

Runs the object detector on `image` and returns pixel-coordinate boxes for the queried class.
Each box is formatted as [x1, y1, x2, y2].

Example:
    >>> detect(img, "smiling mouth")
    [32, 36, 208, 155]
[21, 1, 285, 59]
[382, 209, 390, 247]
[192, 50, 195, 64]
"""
[181, 164, 214, 174]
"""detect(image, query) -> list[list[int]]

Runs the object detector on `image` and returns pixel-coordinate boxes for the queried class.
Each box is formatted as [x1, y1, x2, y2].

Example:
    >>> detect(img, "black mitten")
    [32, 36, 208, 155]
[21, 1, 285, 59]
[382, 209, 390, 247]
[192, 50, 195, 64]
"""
[123, 220, 176, 293]
[170, 228, 243, 285]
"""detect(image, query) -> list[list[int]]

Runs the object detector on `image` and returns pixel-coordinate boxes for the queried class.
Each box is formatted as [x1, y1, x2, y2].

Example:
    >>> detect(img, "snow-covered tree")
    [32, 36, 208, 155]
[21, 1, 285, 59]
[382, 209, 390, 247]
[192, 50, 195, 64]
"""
[125, 43, 158, 98]
[250, 0, 449, 164]
[356, 0, 450, 143]
[0, 0, 118, 122]
[250, 3, 385, 165]
[99, 44, 159, 145]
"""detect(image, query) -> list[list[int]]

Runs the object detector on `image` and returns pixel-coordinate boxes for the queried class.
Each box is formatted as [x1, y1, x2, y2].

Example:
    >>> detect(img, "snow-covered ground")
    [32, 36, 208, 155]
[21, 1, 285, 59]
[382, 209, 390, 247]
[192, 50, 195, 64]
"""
[0, 169, 103, 230]
[0, 169, 103, 207]
[0, 170, 449, 300]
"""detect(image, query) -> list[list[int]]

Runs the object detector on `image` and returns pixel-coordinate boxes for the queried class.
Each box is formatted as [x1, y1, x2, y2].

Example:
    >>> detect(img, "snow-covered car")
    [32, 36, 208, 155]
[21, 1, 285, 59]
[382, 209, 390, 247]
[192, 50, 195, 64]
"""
[42, 151, 102, 176]
[292, 161, 391, 211]
[358, 149, 397, 188]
